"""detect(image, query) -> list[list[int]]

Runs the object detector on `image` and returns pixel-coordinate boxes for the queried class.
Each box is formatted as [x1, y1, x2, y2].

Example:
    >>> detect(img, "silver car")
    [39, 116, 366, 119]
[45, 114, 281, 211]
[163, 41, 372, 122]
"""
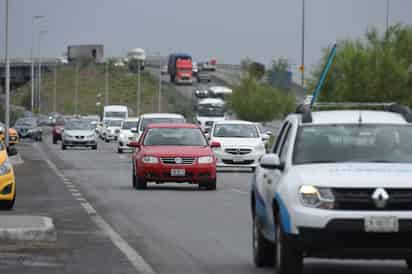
[62, 120, 97, 150]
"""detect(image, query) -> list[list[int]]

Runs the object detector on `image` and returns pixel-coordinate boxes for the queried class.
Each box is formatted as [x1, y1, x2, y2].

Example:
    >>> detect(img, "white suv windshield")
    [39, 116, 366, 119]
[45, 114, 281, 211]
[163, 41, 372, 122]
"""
[293, 125, 412, 164]
[105, 112, 126, 119]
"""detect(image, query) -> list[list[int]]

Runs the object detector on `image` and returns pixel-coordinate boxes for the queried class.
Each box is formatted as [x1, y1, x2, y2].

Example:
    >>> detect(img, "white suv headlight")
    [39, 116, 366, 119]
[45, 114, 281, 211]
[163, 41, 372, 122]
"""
[198, 156, 214, 164]
[142, 156, 159, 164]
[299, 185, 335, 209]
[255, 143, 266, 152]
[0, 159, 12, 175]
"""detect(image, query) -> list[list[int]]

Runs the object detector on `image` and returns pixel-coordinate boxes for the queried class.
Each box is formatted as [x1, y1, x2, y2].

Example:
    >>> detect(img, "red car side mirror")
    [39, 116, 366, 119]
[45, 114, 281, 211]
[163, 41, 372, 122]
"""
[127, 141, 140, 148]
[210, 141, 221, 148]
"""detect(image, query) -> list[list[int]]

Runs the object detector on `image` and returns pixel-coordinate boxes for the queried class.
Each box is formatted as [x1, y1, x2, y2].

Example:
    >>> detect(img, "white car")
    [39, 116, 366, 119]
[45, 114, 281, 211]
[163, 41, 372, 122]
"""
[61, 119, 97, 150]
[209, 120, 268, 170]
[196, 98, 226, 131]
[135, 113, 186, 142]
[117, 118, 139, 153]
[251, 103, 412, 274]
[103, 119, 123, 142]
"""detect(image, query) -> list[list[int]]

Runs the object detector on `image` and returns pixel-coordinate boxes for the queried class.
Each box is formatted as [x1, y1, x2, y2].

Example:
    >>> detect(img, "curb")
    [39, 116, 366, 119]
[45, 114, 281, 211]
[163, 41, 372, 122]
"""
[0, 216, 57, 242]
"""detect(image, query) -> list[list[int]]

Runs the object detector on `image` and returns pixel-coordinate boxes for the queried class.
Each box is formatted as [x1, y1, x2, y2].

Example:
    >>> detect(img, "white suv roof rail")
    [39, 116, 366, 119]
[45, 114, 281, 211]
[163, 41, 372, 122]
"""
[296, 102, 412, 123]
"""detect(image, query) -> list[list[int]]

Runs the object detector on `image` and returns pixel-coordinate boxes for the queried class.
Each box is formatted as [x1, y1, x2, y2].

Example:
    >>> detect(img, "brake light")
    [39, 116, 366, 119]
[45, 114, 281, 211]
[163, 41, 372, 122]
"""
[210, 141, 221, 148]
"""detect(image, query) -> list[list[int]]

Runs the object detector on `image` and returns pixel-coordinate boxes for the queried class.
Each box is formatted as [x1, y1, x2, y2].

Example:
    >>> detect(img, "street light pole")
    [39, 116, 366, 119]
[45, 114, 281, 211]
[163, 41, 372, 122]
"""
[30, 15, 44, 114]
[105, 61, 109, 106]
[74, 62, 79, 115]
[158, 57, 162, 112]
[300, 0, 306, 90]
[53, 61, 57, 112]
[4, 0, 10, 147]
[37, 30, 47, 114]
[137, 62, 141, 115]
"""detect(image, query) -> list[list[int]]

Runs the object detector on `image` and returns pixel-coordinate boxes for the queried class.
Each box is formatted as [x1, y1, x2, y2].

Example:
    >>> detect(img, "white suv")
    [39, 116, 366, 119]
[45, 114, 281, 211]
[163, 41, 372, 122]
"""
[251, 104, 412, 274]
[210, 120, 269, 170]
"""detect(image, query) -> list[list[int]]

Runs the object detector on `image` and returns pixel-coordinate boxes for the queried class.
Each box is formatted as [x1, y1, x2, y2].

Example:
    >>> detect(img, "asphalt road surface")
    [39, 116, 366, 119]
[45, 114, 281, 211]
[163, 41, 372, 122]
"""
[31, 135, 412, 274]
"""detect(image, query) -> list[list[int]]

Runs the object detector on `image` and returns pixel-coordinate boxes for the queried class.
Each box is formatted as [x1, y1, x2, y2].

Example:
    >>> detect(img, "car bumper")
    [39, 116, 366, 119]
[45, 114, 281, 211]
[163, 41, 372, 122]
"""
[214, 150, 264, 168]
[63, 139, 96, 146]
[137, 164, 216, 183]
[0, 170, 15, 201]
[106, 134, 118, 140]
[118, 139, 135, 150]
[175, 78, 193, 84]
[286, 221, 412, 259]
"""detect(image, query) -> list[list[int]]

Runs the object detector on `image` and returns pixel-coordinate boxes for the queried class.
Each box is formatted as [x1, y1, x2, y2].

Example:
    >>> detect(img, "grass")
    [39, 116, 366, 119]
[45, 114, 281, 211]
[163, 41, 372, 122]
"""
[12, 63, 193, 119]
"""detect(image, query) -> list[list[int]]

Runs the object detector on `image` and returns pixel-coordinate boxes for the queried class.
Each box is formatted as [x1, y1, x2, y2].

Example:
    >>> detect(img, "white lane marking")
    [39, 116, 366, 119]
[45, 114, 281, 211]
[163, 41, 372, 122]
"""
[92, 215, 156, 274]
[76, 197, 86, 202]
[38, 141, 157, 274]
[81, 203, 97, 215]
[66, 184, 76, 188]
[63, 181, 73, 185]
[230, 188, 249, 195]
[68, 188, 79, 192]
[72, 193, 82, 197]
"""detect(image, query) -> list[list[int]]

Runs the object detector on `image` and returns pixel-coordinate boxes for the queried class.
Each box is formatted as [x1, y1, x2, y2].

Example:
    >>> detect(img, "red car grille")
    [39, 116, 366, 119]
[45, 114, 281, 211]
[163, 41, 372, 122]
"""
[160, 157, 195, 165]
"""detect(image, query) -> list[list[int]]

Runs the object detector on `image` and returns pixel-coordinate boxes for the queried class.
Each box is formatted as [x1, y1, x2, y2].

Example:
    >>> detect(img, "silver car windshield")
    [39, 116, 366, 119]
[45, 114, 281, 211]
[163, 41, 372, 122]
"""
[293, 125, 412, 164]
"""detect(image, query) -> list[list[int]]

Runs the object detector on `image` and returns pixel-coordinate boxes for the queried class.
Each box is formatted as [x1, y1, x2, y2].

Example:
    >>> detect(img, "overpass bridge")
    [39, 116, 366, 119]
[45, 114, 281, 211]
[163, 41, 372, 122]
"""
[0, 58, 58, 92]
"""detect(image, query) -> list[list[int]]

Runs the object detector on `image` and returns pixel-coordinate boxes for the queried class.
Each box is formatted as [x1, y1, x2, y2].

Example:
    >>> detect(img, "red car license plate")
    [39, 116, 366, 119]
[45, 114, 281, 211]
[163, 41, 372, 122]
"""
[171, 169, 185, 177]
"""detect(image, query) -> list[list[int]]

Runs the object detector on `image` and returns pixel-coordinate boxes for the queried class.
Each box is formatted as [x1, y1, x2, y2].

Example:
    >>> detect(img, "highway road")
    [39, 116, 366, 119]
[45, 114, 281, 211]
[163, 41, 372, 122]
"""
[27, 136, 410, 274]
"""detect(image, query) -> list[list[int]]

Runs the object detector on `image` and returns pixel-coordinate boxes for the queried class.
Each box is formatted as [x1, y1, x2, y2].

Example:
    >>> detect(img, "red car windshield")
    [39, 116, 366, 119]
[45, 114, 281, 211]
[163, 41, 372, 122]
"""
[143, 128, 207, 146]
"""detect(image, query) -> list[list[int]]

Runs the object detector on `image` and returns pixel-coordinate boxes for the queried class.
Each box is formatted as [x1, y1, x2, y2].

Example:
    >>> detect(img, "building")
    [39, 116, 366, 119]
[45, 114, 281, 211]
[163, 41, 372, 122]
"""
[67, 44, 104, 63]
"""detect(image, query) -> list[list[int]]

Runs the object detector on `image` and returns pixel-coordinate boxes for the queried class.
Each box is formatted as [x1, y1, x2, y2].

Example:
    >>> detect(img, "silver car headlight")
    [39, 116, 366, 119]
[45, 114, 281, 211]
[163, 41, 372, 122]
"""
[299, 185, 335, 209]
[87, 134, 95, 139]
[0, 159, 12, 175]
[64, 133, 73, 139]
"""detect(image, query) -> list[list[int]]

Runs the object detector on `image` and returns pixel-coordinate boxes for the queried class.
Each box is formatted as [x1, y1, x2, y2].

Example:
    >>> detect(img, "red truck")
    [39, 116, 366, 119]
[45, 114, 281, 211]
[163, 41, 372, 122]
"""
[168, 53, 193, 85]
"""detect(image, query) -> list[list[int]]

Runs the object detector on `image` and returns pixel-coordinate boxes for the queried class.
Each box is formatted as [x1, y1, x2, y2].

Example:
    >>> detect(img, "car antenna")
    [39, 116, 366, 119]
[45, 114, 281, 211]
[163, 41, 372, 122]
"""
[358, 111, 363, 125]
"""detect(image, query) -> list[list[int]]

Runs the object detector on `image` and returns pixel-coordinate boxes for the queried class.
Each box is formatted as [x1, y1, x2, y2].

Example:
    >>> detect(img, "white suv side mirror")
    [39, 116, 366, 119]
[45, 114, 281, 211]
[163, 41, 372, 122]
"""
[260, 154, 283, 170]
[261, 133, 270, 142]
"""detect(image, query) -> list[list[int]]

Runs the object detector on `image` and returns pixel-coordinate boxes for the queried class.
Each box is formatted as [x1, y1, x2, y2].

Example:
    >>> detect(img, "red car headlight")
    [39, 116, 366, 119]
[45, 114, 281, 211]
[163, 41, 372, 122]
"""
[198, 156, 214, 164]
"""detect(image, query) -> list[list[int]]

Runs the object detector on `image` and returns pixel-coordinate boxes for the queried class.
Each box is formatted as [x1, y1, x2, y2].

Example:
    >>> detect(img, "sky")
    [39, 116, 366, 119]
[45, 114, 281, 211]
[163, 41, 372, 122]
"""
[1, 0, 412, 76]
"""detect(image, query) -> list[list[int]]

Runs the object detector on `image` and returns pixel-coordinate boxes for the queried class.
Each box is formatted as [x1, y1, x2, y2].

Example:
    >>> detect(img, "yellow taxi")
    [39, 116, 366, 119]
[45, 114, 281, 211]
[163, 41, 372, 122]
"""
[0, 142, 16, 210]
[0, 123, 19, 146]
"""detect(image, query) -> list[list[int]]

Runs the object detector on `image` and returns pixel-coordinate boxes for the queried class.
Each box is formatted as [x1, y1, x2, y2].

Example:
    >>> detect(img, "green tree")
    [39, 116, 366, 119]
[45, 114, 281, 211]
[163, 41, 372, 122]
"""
[229, 77, 295, 122]
[310, 24, 412, 105]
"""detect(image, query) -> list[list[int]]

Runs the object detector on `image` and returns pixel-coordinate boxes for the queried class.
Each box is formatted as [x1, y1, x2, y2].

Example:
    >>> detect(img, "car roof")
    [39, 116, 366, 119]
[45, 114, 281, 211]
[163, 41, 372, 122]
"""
[214, 120, 257, 126]
[147, 123, 199, 129]
[124, 118, 139, 122]
[198, 98, 225, 105]
[302, 110, 408, 125]
[140, 113, 185, 119]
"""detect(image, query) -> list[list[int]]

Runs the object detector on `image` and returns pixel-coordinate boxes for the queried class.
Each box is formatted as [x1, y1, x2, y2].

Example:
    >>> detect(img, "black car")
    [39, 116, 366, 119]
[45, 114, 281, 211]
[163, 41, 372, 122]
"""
[197, 70, 211, 83]
[14, 118, 43, 141]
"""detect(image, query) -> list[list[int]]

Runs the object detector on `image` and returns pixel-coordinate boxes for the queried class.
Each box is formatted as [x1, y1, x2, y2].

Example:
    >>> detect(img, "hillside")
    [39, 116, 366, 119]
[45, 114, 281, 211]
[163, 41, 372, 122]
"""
[12, 63, 193, 119]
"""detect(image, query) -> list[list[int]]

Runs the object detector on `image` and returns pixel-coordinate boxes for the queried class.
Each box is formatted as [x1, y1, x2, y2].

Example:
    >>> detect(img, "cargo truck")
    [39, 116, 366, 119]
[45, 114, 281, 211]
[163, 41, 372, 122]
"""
[168, 53, 193, 85]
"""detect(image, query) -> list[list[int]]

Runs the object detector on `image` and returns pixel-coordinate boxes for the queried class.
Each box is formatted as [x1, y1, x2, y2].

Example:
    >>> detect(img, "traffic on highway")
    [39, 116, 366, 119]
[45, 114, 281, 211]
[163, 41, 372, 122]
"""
[2, 1, 412, 274]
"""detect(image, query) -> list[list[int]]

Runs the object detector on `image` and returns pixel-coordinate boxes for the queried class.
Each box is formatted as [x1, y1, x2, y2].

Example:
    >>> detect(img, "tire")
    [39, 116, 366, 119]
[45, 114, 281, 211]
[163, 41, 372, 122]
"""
[206, 179, 217, 190]
[0, 188, 16, 210]
[118, 147, 123, 153]
[61, 144, 67, 150]
[406, 259, 412, 269]
[53, 136, 57, 144]
[92, 145, 97, 150]
[274, 214, 303, 274]
[132, 168, 137, 189]
[136, 176, 147, 190]
[105, 138, 110, 143]
[253, 215, 274, 267]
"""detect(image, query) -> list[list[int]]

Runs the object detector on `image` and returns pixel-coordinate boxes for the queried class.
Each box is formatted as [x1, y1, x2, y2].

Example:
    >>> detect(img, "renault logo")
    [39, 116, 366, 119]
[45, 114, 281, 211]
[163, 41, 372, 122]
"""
[175, 158, 183, 164]
[372, 188, 389, 209]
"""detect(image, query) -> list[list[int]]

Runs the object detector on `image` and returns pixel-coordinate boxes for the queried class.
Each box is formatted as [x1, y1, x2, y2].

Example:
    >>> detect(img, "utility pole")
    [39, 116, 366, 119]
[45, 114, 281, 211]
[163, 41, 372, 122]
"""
[300, 0, 306, 90]
[37, 30, 47, 113]
[30, 15, 44, 113]
[105, 61, 109, 106]
[74, 62, 79, 115]
[4, 0, 10, 146]
[158, 57, 162, 112]
[53, 61, 57, 112]
[137, 62, 141, 115]
[386, 0, 390, 32]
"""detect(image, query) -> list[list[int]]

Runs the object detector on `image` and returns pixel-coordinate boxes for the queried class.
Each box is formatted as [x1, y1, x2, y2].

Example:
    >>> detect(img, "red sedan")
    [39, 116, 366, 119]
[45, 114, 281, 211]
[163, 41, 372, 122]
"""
[52, 122, 65, 144]
[129, 123, 217, 190]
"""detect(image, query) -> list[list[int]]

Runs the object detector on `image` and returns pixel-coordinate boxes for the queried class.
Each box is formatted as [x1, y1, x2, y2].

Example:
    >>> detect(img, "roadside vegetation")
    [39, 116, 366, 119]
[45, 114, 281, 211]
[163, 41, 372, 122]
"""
[229, 59, 296, 122]
[311, 24, 412, 104]
[11, 64, 193, 118]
